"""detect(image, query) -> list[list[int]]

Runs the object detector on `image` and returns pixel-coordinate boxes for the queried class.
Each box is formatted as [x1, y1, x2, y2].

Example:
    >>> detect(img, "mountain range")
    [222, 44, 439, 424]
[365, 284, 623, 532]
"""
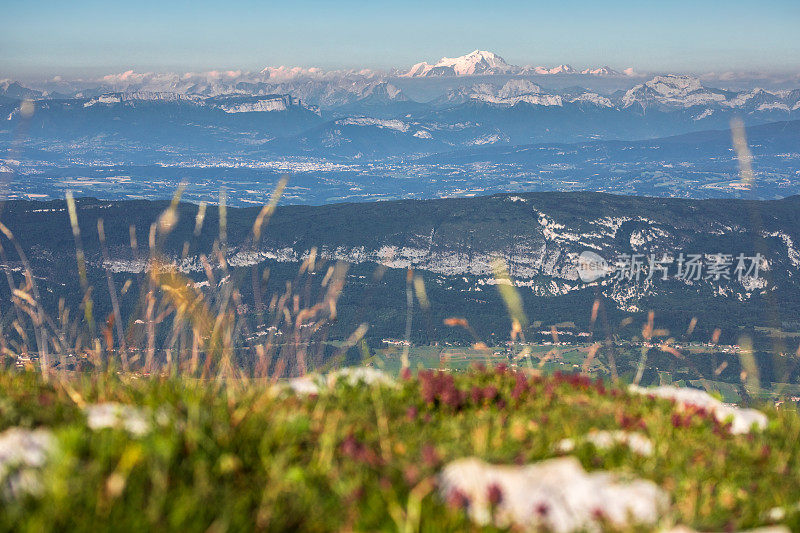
[2, 51, 800, 205]
[3, 50, 639, 99]
[3, 74, 799, 157]
[401, 51, 632, 78]
[5, 74, 800, 148]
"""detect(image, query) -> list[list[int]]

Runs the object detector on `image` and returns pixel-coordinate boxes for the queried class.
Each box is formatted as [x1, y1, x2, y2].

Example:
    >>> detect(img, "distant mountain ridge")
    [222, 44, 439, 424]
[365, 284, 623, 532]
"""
[5, 72, 799, 116]
[3, 57, 800, 205]
[2, 192, 800, 342]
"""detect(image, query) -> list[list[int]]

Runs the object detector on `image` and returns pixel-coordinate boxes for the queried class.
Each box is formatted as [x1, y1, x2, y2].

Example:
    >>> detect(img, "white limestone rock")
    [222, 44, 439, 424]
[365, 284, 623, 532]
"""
[629, 385, 768, 434]
[439, 456, 668, 532]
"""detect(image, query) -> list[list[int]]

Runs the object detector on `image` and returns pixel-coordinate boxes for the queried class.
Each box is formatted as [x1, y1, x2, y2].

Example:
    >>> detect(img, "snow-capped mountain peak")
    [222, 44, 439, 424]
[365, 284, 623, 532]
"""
[645, 75, 704, 96]
[467, 80, 562, 107]
[498, 79, 541, 98]
[622, 75, 724, 109]
[581, 66, 619, 76]
[547, 64, 576, 74]
[403, 50, 518, 77]
[519, 64, 578, 75]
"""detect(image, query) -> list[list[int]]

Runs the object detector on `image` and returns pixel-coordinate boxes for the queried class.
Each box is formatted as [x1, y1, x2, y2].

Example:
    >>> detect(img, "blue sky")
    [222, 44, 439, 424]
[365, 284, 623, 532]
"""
[2, 0, 799, 78]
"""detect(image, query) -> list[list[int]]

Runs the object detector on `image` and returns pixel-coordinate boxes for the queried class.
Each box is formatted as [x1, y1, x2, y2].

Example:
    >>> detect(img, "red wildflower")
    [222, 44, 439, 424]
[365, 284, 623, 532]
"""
[487, 483, 503, 506]
[446, 488, 470, 509]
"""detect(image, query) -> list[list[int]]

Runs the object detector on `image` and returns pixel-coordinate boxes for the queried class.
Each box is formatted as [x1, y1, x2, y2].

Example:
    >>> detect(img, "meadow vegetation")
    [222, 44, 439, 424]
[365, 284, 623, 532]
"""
[1, 367, 799, 532]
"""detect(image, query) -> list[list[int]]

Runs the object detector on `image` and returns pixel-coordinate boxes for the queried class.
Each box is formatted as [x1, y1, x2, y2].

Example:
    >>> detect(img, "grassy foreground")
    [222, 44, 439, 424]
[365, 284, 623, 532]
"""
[0, 367, 798, 532]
